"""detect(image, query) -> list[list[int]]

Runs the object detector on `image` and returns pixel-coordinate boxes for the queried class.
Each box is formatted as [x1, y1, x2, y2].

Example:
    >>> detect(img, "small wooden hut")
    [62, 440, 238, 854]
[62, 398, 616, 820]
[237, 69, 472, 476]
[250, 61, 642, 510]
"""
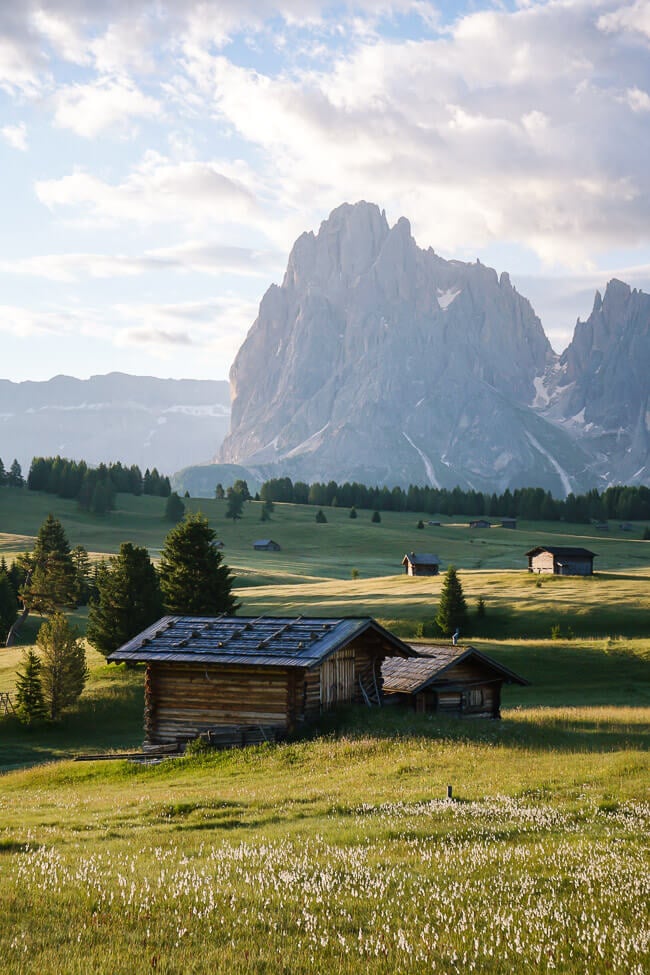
[469, 519, 491, 529]
[402, 552, 440, 576]
[526, 546, 596, 575]
[382, 645, 528, 719]
[253, 539, 281, 551]
[109, 616, 415, 748]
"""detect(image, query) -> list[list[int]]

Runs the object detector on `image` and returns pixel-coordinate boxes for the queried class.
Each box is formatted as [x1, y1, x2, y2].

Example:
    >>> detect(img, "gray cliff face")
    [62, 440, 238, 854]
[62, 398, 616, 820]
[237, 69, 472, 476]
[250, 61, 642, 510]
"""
[541, 280, 650, 484]
[220, 202, 590, 494]
[220, 202, 650, 493]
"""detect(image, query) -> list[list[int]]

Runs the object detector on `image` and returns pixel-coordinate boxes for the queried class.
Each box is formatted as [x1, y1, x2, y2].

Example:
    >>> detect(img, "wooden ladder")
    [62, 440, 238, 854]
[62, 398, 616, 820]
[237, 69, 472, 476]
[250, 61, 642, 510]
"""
[0, 691, 16, 715]
[358, 660, 382, 707]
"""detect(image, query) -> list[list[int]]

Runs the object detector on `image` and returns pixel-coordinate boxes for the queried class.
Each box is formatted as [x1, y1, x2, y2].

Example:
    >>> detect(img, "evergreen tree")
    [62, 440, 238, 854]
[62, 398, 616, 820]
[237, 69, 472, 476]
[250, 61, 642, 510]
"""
[435, 566, 468, 637]
[0, 567, 17, 643]
[158, 513, 239, 616]
[165, 491, 185, 522]
[0, 457, 5, 485]
[6, 515, 78, 646]
[349, 506, 357, 519]
[371, 510, 381, 523]
[15, 649, 47, 724]
[8, 459, 24, 487]
[87, 543, 162, 657]
[232, 479, 251, 501]
[71, 545, 92, 606]
[225, 488, 244, 521]
[215, 483, 225, 500]
[37, 613, 88, 720]
[315, 509, 327, 523]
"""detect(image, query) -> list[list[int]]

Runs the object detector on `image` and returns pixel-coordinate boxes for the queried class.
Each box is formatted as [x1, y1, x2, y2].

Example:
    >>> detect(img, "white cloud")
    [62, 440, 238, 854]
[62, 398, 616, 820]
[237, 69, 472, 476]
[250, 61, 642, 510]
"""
[1, 122, 28, 151]
[52, 76, 161, 137]
[35, 154, 260, 227]
[598, 1, 650, 42]
[0, 242, 282, 282]
[626, 86, 650, 111]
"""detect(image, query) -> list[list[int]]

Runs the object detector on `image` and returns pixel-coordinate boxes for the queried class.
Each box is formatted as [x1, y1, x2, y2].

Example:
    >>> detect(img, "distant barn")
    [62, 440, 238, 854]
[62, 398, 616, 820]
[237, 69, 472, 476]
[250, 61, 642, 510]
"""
[253, 539, 281, 551]
[382, 645, 528, 719]
[109, 616, 415, 749]
[402, 552, 440, 576]
[526, 546, 596, 576]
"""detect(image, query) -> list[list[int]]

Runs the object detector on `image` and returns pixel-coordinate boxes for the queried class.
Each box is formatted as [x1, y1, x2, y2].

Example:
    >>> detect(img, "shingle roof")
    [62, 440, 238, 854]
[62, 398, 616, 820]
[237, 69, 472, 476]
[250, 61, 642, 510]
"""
[382, 644, 528, 694]
[402, 552, 440, 565]
[108, 616, 415, 669]
[525, 546, 596, 558]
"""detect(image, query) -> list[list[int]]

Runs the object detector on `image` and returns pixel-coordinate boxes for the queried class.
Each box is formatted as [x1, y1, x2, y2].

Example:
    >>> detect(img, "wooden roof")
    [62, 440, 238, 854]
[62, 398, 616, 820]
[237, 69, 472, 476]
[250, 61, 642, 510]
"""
[108, 616, 415, 670]
[382, 644, 529, 694]
[402, 552, 440, 565]
[525, 546, 596, 558]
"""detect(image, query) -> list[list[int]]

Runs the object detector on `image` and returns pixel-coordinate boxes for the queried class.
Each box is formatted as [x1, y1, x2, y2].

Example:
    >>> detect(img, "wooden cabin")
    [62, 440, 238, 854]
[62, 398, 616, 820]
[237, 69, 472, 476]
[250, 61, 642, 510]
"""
[109, 616, 415, 748]
[382, 645, 528, 719]
[253, 539, 281, 551]
[402, 552, 440, 576]
[500, 518, 517, 529]
[526, 546, 596, 575]
[469, 519, 491, 529]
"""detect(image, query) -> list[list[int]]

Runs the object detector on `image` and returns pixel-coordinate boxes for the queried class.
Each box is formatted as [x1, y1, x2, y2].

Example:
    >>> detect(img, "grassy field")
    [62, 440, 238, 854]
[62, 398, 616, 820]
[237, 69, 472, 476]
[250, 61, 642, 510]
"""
[1, 487, 649, 972]
[0, 637, 648, 973]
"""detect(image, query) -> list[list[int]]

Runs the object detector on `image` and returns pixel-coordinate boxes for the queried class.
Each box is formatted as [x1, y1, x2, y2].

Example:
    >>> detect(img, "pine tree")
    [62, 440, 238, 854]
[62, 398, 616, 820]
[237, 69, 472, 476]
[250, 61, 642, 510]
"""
[435, 566, 468, 637]
[15, 649, 47, 724]
[165, 491, 185, 522]
[87, 543, 163, 657]
[8, 459, 24, 487]
[349, 506, 357, 519]
[0, 567, 17, 643]
[71, 545, 92, 605]
[158, 513, 239, 616]
[37, 613, 88, 721]
[371, 510, 381, 523]
[315, 509, 327, 523]
[225, 488, 244, 521]
[22, 514, 78, 616]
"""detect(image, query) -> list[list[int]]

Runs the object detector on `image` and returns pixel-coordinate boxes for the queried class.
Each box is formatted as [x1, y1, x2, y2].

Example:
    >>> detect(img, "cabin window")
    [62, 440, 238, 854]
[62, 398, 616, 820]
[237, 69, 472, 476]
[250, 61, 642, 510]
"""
[467, 688, 483, 707]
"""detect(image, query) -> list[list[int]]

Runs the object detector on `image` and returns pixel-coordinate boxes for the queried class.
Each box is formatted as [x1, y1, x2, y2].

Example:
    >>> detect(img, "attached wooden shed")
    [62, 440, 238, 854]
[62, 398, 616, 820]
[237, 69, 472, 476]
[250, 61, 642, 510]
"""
[526, 546, 596, 575]
[253, 539, 281, 551]
[382, 645, 528, 719]
[402, 552, 440, 576]
[109, 616, 415, 748]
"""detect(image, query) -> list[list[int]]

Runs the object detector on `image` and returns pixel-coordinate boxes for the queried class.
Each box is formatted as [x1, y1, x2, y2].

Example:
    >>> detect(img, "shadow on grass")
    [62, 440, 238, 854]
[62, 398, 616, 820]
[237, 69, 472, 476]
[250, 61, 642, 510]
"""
[0, 673, 144, 773]
[305, 704, 650, 754]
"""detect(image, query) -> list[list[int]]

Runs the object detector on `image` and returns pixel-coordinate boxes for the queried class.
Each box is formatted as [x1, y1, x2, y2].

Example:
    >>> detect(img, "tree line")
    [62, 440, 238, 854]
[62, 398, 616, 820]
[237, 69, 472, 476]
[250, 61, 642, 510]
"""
[0, 458, 24, 487]
[25, 456, 172, 514]
[3, 511, 237, 724]
[259, 477, 650, 523]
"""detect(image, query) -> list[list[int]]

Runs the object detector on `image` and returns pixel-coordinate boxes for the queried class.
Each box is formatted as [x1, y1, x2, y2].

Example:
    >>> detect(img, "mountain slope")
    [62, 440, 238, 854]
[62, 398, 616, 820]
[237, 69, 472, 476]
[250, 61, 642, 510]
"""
[0, 373, 230, 474]
[220, 202, 592, 494]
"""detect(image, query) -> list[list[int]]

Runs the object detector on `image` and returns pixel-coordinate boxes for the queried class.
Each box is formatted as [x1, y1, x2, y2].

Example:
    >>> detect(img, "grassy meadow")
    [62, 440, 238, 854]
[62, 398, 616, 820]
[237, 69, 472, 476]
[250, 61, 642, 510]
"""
[0, 486, 649, 972]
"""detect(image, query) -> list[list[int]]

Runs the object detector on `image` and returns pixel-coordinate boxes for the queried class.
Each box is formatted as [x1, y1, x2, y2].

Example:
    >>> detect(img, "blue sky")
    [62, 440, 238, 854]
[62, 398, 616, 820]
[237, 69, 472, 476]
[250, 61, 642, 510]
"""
[1, 0, 650, 382]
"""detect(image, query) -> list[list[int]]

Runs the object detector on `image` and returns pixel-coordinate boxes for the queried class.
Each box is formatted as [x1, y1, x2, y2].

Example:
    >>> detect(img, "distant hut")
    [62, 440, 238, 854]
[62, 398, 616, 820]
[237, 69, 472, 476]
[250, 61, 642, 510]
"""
[526, 546, 596, 576]
[109, 616, 416, 749]
[382, 645, 528, 719]
[253, 539, 281, 551]
[500, 518, 517, 529]
[469, 519, 491, 529]
[402, 552, 440, 576]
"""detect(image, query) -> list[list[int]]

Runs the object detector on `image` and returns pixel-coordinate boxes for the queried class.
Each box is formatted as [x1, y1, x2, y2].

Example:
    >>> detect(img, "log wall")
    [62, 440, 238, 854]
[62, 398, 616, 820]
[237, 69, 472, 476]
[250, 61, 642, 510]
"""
[147, 662, 293, 744]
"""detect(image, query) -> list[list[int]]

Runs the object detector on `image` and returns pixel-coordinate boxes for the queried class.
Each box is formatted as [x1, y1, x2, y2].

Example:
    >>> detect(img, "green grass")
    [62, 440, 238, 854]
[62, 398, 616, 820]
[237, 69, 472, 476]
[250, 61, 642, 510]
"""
[1, 487, 649, 972]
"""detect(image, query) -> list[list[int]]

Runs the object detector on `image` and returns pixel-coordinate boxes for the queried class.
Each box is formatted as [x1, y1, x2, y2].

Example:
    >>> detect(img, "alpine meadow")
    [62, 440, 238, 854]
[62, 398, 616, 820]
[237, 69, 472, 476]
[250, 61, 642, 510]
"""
[2, 1, 650, 972]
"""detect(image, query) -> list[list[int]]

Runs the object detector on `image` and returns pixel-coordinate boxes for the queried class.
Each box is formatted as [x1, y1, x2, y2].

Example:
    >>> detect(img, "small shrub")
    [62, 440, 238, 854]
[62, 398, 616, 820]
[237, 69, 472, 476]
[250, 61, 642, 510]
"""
[476, 597, 486, 618]
[351, 568, 359, 580]
[371, 510, 381, 524]
[551, 624, 562, 640]
[417, 519, 424, 529]
[315, 509, 327, 524]
[349, 507, 357, 519]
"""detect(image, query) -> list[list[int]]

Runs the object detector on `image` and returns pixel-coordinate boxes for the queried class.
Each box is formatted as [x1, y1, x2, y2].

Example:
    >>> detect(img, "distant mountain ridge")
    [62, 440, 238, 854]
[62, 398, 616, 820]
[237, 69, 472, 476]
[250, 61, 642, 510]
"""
[221, 201, 646, 495]
[0, 372, 230, 475]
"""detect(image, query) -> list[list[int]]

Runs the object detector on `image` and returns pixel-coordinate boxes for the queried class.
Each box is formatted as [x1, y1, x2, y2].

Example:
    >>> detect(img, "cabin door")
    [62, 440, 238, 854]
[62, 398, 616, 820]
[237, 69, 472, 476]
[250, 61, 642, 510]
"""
[320, 648, 355, 709]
